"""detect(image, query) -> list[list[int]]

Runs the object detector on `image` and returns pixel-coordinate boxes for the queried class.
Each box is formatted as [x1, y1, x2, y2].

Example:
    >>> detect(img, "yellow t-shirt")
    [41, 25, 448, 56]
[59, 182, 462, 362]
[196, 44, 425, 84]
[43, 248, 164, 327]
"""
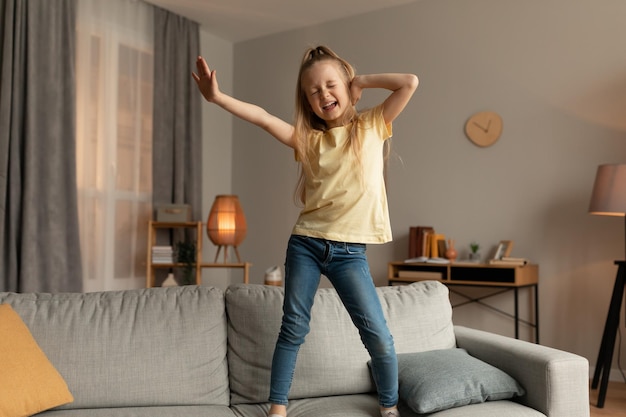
[292, 105, 393, 244]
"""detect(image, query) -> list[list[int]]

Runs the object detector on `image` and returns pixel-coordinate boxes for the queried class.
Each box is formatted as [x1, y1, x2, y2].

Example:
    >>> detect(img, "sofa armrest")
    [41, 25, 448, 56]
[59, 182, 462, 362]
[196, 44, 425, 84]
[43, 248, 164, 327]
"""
[454, 326, 589, 417]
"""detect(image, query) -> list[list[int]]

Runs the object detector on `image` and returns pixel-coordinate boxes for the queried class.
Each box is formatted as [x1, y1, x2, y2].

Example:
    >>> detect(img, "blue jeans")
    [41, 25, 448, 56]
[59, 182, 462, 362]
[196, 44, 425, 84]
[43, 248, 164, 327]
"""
[269, 235, 398, 408]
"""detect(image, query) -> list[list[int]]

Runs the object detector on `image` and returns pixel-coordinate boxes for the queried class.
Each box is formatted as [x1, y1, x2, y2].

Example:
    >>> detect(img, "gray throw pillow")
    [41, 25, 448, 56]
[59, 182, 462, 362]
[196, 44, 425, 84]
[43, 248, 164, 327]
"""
[395, 348, 525, 413]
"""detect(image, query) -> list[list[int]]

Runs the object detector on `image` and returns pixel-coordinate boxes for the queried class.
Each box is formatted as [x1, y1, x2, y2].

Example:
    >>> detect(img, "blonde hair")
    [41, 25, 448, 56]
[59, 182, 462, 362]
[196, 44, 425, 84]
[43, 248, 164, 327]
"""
[293, 45, 363, 205]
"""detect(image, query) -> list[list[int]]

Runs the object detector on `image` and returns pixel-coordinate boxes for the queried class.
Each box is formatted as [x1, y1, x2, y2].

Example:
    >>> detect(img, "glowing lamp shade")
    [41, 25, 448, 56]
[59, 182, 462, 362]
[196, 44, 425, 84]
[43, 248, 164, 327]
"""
[207, 195, 247, 262]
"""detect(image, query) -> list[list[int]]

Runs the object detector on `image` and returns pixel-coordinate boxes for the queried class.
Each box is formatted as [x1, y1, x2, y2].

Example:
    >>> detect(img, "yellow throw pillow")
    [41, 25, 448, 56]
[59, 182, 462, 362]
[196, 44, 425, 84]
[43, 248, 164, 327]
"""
[0, 304, 74, 417]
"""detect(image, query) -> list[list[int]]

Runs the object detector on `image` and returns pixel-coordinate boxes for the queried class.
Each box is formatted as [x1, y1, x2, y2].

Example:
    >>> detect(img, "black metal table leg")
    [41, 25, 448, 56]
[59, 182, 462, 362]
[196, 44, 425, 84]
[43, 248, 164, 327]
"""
[514, 287, 519, 339]
[534, 284, 539, 344]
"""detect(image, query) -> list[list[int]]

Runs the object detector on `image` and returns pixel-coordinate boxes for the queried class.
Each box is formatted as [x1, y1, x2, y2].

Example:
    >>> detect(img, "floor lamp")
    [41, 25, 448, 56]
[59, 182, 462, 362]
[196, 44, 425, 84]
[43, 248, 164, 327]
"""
[588, 163, 626, 408]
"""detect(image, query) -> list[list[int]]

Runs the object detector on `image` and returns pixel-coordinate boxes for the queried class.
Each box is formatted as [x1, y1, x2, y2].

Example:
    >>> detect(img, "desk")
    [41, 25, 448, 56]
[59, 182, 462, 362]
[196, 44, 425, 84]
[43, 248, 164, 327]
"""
[388, 261, 539, 343]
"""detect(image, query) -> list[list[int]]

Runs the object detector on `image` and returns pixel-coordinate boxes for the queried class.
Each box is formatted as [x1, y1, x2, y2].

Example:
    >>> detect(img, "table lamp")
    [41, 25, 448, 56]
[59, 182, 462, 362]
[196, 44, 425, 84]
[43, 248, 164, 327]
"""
[207, 195, 247, 263]
[588, 163, 626, 408]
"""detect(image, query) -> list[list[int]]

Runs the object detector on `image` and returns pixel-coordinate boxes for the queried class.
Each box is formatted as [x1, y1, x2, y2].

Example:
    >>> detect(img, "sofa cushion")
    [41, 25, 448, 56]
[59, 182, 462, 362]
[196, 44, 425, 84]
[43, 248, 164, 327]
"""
[226, 281, 455, 404]
[0, 304, 74, 417]
[231, 395, 546, 417]
[35, 405, 237, 417]
[0, 286, 229, 409]
[396, 348, 525, 414]
[397, 400, 547, 417]
[231, 393, 381, 417]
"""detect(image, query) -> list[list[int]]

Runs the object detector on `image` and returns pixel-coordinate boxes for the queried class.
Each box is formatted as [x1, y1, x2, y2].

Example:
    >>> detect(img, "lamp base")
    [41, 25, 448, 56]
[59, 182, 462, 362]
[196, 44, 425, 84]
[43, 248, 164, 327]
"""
[214, 245, 242, 263]
[591, 260, 626, 408]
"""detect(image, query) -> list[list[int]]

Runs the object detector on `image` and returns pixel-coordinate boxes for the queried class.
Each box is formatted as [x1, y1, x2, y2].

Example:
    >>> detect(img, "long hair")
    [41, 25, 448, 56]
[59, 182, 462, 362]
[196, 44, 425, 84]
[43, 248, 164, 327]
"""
[293, 45, 363, 205]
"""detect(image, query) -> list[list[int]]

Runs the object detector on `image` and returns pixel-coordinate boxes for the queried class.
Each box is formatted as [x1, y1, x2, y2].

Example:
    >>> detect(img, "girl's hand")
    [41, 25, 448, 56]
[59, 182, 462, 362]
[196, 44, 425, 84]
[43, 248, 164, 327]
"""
[350, 76, 363, 105]
[350, 73, 418, 124]
[192, 56, 220, 103]
[192, 55, 295, 148]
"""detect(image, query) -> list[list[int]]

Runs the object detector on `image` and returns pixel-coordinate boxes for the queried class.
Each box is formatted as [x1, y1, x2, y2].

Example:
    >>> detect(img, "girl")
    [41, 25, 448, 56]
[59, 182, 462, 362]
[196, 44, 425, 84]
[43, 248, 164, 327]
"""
[193, 45, 418, 417]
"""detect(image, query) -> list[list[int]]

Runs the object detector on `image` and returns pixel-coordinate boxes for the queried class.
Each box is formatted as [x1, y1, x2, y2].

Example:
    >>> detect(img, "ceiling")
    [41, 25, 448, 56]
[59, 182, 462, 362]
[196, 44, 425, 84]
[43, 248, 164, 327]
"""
[145, 0, 419, 43]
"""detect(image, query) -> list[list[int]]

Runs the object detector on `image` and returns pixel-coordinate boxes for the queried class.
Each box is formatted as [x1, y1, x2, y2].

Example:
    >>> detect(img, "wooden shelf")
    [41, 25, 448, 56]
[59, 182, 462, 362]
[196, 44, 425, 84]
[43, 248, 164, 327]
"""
[200, 263, 249, 268]
[150, 221, 198, 228]
[388, 261, 538, 287]
[146, 221, 250, 287]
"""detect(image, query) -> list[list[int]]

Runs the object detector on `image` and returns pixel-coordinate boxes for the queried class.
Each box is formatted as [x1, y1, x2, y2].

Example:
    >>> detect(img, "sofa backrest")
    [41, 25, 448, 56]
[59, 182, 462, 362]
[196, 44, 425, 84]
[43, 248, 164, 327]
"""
[0, 286, 230, 409]
[226, 281, 456, 404]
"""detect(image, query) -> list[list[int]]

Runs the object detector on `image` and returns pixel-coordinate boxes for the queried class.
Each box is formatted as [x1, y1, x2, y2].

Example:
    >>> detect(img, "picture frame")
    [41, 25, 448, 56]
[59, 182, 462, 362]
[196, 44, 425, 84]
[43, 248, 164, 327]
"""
[492, 240, 514, 260]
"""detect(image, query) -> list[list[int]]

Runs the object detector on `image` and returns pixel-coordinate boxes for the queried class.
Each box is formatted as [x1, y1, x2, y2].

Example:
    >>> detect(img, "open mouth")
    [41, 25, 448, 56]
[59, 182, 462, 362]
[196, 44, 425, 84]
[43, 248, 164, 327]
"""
[322, 102, 337, 112]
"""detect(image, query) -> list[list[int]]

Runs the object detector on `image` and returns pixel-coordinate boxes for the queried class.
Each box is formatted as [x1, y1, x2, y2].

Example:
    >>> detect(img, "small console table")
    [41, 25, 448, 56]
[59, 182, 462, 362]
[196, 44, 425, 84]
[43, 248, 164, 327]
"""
[388, 261, 539, 343]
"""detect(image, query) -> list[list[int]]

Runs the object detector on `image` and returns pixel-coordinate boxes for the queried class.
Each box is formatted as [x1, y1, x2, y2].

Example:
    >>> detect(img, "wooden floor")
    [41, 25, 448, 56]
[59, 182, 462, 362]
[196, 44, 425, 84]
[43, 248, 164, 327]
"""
[590, 381, 626, 417]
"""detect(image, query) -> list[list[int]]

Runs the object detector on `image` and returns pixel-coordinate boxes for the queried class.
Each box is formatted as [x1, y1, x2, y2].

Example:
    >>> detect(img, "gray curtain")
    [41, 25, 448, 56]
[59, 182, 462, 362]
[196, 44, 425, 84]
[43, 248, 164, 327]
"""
[0, 0, 82, 293]
[152, 7, 202, 222]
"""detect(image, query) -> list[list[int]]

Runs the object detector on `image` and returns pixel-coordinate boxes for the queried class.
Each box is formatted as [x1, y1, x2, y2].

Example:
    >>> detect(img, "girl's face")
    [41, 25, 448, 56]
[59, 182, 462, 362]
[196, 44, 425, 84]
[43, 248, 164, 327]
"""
[301, 60, 351, 129]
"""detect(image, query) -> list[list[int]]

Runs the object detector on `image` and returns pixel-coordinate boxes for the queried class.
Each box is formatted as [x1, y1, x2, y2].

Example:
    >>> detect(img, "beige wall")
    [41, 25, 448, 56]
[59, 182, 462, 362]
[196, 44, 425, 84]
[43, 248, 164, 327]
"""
[200, 0, 626, 376]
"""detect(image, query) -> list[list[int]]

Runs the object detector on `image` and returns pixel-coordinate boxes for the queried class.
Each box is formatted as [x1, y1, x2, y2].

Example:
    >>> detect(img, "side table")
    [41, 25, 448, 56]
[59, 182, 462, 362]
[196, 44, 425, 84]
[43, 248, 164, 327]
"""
[388, 261, 539, 343]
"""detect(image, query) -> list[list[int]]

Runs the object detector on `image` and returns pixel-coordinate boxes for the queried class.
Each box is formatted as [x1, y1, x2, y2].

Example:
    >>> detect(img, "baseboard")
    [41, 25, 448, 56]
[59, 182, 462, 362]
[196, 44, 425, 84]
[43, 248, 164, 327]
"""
[589, 365, 626, 383]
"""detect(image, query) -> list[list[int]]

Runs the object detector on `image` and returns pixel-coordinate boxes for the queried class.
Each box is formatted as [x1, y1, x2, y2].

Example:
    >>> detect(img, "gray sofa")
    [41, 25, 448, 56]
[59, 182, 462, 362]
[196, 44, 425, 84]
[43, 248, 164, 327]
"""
[0, 281, 590, 417]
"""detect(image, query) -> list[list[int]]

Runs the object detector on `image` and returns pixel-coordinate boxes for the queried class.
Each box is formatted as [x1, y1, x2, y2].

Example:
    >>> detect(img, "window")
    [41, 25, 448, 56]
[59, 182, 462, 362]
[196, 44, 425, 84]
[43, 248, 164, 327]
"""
[75, 0, 154, 292]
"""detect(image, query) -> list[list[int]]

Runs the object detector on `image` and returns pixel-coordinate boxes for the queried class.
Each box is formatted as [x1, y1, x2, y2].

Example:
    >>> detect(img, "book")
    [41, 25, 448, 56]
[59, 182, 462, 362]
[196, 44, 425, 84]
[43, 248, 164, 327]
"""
[430, 233, 445, 258]
[423, 230, 432, 258]
[152, 246, 175, 263]
[437, 238, 447, 259]
[425, 257, 450, 264]
[408, 226, 434, 258]
[502, 257, 527, 262]
[403, 257, 450, 265]
[489, 257, 528, 266]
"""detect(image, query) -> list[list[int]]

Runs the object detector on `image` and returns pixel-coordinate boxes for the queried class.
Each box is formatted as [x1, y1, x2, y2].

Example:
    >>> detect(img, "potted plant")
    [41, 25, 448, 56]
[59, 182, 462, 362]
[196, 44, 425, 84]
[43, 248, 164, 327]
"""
[469, 242, 481, 262]
[175, 241, 196, 285]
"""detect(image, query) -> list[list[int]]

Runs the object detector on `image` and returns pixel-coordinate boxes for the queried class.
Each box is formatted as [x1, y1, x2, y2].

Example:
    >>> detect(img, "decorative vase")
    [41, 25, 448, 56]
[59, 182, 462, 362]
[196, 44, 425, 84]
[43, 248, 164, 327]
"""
[445, 239, 458, 261]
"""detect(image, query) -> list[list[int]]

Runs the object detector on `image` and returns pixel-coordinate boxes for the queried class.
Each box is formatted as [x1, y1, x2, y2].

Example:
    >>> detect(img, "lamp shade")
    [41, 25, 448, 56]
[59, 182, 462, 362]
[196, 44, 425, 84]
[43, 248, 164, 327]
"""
[207, 195, 247, 246]
[589, 164, 626, 216]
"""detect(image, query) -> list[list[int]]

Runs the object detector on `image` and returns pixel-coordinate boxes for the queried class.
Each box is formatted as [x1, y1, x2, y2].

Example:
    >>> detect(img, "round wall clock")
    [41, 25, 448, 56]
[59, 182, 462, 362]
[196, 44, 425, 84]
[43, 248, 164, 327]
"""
[464, 111, 503, 147]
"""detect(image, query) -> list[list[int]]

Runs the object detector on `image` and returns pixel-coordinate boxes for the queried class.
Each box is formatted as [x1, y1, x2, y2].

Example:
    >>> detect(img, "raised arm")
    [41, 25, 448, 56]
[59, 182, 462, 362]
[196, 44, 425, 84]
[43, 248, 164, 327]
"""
[350, 73, 418, 124]
[192, 56, 295, 148]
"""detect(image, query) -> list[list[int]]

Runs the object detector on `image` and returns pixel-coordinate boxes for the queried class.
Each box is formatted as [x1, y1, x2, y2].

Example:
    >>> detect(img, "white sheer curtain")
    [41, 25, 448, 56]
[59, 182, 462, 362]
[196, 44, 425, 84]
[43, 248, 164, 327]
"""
[75, 0, 154, 292]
